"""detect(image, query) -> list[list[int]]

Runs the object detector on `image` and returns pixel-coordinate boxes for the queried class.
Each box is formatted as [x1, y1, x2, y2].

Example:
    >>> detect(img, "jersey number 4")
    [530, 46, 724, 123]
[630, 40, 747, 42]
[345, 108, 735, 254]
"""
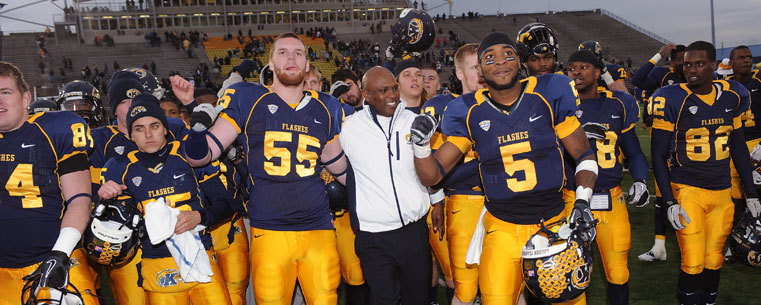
[264, 131, 320, 177]
[5, 164, 42, 208]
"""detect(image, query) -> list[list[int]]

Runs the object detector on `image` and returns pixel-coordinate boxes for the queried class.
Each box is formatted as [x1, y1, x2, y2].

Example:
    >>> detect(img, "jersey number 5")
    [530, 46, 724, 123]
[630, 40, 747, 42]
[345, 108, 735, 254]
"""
[264, 131, 320, 177]
[500, 141, 537, 192]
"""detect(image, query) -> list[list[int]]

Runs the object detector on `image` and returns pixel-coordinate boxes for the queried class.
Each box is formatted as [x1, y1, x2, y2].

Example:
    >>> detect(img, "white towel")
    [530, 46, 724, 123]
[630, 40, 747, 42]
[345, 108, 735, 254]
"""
[144, 198, 213, 283]
[465, 206, 488, 265]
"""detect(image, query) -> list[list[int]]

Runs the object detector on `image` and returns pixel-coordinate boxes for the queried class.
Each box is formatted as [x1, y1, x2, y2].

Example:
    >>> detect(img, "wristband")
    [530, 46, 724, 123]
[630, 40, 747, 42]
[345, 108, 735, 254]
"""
[650, 53, 662, 64]
[575, 186, 593, 203]
[601, 71, 615, 85]
[429, 188, 445, 204]
[52, 227, 82, 256]
[413, 143, 432, 158]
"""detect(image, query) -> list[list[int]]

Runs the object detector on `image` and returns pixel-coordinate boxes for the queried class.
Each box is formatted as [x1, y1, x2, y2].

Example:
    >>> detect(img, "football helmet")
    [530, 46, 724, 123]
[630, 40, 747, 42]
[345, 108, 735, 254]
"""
[21, 276, 84, 305]
[728, 210, 761, 267]
[122, 67, 166, 100]
[516, 23, 559, 65]
[57, 80, 106, 127]
[389, 8, 436, 58]
[522, 219, 593, 303]
[260, 64, 274, 86]
[321, 170, 349, 213]
[28, 98, 58, 114]
[82, 193, 144, 267]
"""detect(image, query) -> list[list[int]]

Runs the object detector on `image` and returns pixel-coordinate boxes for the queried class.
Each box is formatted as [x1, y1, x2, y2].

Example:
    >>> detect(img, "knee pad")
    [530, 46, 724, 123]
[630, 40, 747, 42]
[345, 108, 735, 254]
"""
[605, 266, 630, 285]
[342, 260, 365, 286]
[454, 280, 478, 303]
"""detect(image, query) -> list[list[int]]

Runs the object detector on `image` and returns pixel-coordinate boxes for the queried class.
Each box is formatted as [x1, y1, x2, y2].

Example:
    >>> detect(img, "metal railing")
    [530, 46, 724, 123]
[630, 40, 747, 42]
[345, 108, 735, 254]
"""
[600, 9, 672, 44]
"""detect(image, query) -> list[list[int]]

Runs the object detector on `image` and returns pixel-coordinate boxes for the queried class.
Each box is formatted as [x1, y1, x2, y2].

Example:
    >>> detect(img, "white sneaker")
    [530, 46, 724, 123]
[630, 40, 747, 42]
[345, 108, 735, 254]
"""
[638, 247, 667, 261]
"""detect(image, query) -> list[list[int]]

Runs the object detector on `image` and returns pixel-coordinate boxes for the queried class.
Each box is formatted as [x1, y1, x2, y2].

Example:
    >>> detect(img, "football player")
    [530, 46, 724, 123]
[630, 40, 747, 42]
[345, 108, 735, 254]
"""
[27, 98, 58, 114]
[650, 41, 761, 305]
[98, 94, 232, 304]
[410, 32, 597, 305]
[565, 50, 650, 305]
[517, 23, 559, 76]
[303, 64, 323, 92]
[632, 43, 687, 262]
[726, 45, 761, 261]
[421, 43, 485, 305]
[330, 69, 363, 111]
[396, 59, 428, 113]
[88, 71, 190, 305]
[0, 62, 98, 305]
[175, 32, 349, 304]
[57, 80, 108, 128]
[422, 66, 442, 96]
[577, 40, 629, 92]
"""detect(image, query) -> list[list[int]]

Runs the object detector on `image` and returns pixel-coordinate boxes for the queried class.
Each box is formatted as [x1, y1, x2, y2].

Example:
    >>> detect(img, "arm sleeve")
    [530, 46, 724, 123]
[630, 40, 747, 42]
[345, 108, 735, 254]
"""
[620, 129, 648, 181]
[547, 75, 582, 139]
[197, 175, 238, 227]
[440, 159, 480, 187]
[631, 61, 657, 90]
[729, 128, 757, 197]
[651, 128, 675, 201]
[441, 98, 474, 154]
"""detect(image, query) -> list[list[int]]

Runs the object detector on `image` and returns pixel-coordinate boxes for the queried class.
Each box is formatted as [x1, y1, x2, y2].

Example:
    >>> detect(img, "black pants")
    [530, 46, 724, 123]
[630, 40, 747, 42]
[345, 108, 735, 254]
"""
[355, 218, 432, 305]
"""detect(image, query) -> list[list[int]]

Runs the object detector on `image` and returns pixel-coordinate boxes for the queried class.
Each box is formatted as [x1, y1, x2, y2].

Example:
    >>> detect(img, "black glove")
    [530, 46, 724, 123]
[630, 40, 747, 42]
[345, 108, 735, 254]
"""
[329, 81, 351, 98]
[409, 113, 439, 146]
[23, 250, 70, 290]
[569, 199, 597, 241]
[581, 122, 608, 140]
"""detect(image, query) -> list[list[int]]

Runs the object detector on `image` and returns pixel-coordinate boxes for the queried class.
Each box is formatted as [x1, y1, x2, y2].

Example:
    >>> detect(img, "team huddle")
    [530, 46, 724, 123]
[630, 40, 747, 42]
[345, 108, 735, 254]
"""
[1, 8, 761, 305]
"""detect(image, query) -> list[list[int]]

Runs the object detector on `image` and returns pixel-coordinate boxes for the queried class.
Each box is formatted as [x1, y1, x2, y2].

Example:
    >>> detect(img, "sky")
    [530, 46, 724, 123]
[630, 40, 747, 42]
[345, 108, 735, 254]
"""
[1, 0, 758, 48]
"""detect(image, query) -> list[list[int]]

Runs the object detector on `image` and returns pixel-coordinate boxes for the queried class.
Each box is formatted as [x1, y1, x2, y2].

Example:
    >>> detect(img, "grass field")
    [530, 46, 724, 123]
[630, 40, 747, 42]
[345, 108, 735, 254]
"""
[95, 122, 759, 305]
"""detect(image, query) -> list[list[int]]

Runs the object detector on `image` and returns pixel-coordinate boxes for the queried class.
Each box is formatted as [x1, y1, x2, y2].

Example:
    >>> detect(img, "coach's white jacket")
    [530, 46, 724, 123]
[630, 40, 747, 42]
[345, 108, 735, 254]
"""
[340, 102, 430, 233]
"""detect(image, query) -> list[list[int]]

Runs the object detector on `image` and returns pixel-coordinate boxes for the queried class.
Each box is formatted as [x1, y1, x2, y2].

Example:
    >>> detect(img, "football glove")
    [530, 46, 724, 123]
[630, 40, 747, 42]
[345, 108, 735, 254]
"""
[665, 200, 691, 230]
[329, 81, 351, 98]
[409, 113, 439, 146]
[754, 169, 761, 186]
[581, 122, 608, 140]
[190, 103, 223, 132]
[750, 143, 761, 163]
[23, 250, 70, 290]
[569, 199, 596, 241]
[747, 197, 761, 218]
[627, 179, 650, 207]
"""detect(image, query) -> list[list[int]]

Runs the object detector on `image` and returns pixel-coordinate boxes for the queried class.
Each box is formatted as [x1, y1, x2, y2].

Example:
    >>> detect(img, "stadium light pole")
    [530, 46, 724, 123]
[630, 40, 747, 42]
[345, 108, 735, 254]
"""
[710, 0, 715, 46]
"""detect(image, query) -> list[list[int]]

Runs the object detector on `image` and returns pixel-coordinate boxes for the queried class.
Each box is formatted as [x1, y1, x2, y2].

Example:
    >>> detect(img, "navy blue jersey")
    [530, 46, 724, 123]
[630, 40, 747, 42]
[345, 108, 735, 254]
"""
[90, 117, 189, 199]
[598, 63, 628, 88]
[0, 112, 92, 267]
[218, 83, 346, 230]
[442, 74, 581, 224]
[729, 70, 761, 140]
[422, 93, 459, 117]
[651, 80, 749, 189]
[632, 60, 684, 91]
[101, 141, 212, 259]
[572, 88, 640, 191]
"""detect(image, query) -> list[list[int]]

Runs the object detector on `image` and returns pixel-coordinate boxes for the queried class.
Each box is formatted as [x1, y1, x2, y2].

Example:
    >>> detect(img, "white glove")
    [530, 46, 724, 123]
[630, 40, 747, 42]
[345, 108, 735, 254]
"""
[747, 197, 761, 218]
[581, 122, 608, 140]
[753, 170, 761, 186]
[751, 143, 761, 163]
[190, 103, 224, 132]
[666, 200, 691, 230]
[627, 180, 650, 207]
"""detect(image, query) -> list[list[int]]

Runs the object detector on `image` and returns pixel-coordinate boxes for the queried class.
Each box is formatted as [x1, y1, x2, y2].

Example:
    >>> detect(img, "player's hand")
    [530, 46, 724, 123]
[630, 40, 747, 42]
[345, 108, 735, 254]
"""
[658, 43, 676, 59]
[385, 46, 396, 59]
[665, 200, 691, 230]
[170, 75, 195, 105]
[746, 197, 761, 218]
[569, 199, 596, 241]
[329, 81, 351, 98]
[175, 211, 202, 234]
[750, 143, 761, 163]
[431, 202, 445, 241]
[190, 103, 223, 132]
[23, 250, 70, 290]
[627, 179, 650, 207]
[410, 113, 439, 146]
[581, 122, 608, 140]
[97, 181, 127, 200]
